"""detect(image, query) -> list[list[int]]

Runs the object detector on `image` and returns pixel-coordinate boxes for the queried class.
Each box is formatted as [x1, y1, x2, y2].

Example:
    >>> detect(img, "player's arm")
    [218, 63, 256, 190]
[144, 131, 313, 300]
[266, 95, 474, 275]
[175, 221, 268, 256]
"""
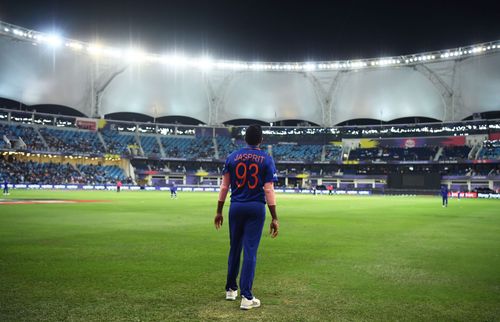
[264, 182, 279, 238]
[214, 173, 230, 230]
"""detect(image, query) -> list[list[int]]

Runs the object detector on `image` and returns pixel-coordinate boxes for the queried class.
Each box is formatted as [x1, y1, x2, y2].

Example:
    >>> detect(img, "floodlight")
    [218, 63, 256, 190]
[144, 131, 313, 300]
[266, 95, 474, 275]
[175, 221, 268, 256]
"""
[194, 56, 214, 70]
[45, 34, 63, 47]
[87, 44, 103, 55]
[125, 48, 147, 62]
[161, 54, 188, 67]
[303, 63, 316, 71]
[66, 42, 83, 50]
[104, 47, 123, 58]
[5, 20, 495, 70]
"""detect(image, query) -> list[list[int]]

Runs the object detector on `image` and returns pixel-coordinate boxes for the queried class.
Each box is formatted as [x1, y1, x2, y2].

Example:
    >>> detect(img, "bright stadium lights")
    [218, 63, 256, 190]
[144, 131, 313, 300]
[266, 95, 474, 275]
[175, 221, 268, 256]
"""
[352, 61, 367, 68]
[104, 47, 123, 58]
[249, 63, 264, 70]
[87, 44, 103, 55]
[303, 63, 317, 71]
[66, 42, 83, 50]
[235, 62, 249, 70]
[195, 56, 214, 70]
[125, 48, 147, 62]
[43, 34, 63, 47]
[0, 20, 499, 72]
[160, 54, 189, 67]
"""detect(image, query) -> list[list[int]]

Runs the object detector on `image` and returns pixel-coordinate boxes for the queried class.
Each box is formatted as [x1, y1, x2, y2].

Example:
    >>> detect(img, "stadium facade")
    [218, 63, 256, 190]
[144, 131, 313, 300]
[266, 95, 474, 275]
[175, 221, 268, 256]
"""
[0, 21, 499, 195]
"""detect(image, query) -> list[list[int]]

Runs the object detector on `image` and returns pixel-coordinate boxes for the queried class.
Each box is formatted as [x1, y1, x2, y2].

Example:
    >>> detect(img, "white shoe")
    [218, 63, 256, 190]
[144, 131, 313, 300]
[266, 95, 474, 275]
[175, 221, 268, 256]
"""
[225, 289, 237, 301]
[240, 296, 260, 310]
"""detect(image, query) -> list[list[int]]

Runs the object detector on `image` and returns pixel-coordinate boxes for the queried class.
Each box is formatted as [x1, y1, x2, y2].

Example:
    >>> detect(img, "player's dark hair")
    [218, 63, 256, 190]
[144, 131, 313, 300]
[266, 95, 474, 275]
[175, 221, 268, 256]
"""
[245, 124, 263, 146]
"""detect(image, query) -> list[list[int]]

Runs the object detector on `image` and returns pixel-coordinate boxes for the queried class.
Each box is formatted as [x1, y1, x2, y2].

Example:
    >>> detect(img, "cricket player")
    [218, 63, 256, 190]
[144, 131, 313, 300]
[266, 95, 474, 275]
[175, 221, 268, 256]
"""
[3, 178, 9, 195]
[214, 124, 279, 310]
[170, 181, 178, 199]
[441, 185, 448, 207]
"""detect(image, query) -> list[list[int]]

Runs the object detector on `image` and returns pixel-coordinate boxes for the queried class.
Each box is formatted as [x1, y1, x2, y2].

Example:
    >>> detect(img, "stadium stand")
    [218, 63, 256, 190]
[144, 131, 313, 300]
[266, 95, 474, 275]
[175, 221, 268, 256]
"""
[1, 110, 499, 193]
[324, 145, 343, 162]
[130, 159, 154, 172]
[479, 140, 500, 160]
[161, 136, 215, 159]
[100, 129, 137, 155]
[0, 156, 128, 184]
[271, 144, 322, 162]
[348, 147, 380, 161]
[78, 164, 127, 184]
[39, 127, 105, 154]
[440, 146, 472, 161]
[349, 147, 437, 161]
[0, 158, 82, 184]
[140, 135, 161, 157]
[0, 123, 46, 150]
[382, 147, 437, 161]
[216, 136, 245, 159]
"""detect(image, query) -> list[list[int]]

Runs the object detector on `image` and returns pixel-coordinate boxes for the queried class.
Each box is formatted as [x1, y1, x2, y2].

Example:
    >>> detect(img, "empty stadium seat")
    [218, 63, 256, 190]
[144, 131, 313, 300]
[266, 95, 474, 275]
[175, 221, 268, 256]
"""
[100, 129, 137, 155]
[39, 127, 105, 154]
[161, 136, 215, 159]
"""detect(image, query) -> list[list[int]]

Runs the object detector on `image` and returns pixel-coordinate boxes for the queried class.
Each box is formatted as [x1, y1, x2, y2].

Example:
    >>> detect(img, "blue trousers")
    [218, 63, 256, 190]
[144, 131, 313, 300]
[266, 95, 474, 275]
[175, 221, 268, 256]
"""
[442, 195, 448, 206]
[225, 201, 265, 299]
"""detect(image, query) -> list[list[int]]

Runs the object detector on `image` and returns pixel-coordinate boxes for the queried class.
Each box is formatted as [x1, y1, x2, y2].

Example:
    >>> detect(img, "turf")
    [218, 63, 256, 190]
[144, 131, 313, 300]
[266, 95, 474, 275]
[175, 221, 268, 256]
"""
[0, 190, 499, 321]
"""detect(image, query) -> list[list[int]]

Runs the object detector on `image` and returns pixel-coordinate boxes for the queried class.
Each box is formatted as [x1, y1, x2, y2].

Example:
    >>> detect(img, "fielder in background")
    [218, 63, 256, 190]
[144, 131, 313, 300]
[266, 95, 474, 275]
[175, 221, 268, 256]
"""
[3, 178, 9, 195]
[441, 185, 449, 207]
[214, 124, 279, 310]
[170, 181, 178, 199]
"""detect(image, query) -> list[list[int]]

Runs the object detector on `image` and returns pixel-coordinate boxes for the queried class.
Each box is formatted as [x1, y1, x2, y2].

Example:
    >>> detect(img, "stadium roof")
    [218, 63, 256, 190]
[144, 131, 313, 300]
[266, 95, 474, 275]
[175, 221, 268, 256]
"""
[0, 12, 499, 126]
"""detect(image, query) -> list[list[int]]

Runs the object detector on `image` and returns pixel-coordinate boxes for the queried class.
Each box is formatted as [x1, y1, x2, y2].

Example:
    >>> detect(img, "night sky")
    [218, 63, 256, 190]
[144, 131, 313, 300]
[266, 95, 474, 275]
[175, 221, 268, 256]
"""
[0, 0, 499, 62]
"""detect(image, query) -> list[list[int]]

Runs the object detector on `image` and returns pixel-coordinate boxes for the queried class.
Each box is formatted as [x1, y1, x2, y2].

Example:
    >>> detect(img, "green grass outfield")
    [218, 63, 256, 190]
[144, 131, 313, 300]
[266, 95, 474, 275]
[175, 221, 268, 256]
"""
[0, 190, 499, 321]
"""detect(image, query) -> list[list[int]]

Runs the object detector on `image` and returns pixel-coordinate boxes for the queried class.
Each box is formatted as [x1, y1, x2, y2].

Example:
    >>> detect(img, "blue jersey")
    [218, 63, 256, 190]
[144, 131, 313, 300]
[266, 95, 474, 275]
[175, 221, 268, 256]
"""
[440, 186, 448, 197]
[223, 146, 277, 203]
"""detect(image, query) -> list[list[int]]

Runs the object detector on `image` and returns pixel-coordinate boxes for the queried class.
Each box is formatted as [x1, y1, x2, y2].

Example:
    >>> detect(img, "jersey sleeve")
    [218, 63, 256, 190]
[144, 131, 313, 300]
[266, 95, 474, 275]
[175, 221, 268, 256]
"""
[264, 156, 278, 183]
[222, 156, 230, 175]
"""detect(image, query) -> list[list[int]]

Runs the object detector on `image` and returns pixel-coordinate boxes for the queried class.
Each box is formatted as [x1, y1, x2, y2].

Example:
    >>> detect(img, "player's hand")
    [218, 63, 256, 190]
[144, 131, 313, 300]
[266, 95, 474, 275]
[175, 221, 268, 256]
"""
[270, 219, 279, 238]
[214, 213, 223, 230]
